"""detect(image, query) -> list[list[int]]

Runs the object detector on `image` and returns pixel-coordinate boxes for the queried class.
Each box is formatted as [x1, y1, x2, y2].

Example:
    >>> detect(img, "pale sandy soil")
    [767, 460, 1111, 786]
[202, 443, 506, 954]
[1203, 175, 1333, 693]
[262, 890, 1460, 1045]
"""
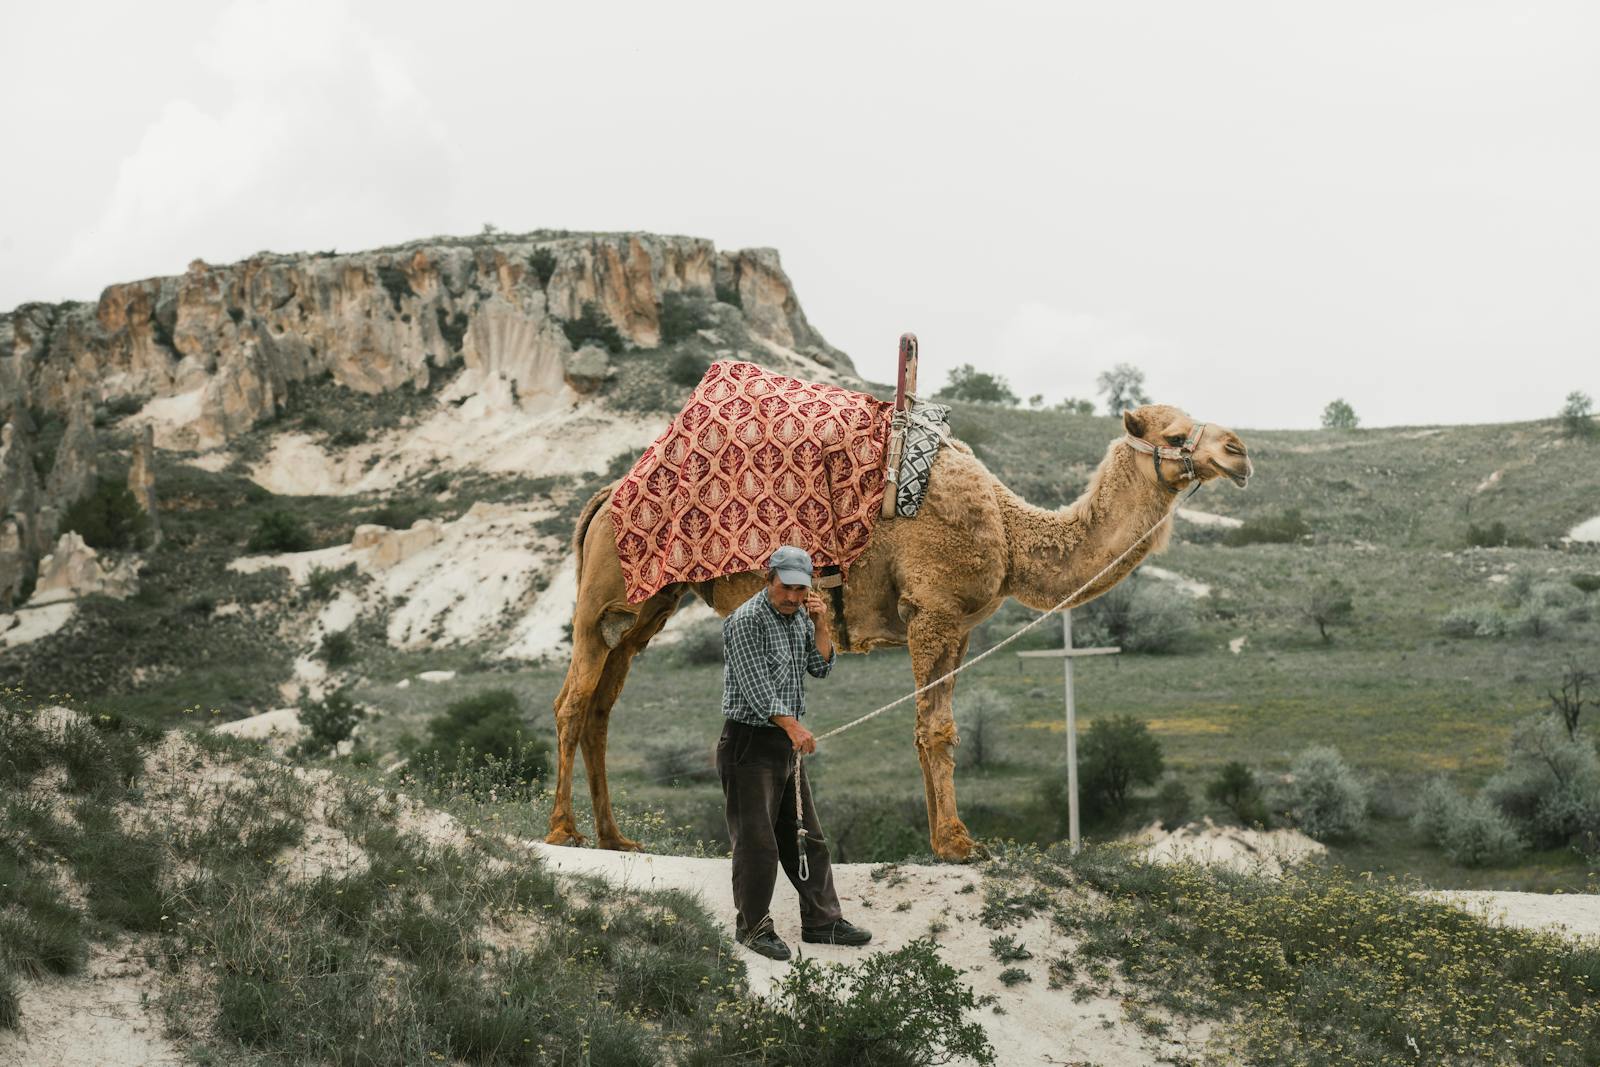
[0, 941, 181, 1067]
[1176, 507, 1242, 528]
[1570, 512, 1600, 542]
[1140, 564, 1212, 598]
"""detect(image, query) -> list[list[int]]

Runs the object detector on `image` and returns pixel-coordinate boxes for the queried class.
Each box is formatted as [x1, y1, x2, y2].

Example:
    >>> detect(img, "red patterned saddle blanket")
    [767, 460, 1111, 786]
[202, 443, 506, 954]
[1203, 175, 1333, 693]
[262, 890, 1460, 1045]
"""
[611, 360, 892, 603]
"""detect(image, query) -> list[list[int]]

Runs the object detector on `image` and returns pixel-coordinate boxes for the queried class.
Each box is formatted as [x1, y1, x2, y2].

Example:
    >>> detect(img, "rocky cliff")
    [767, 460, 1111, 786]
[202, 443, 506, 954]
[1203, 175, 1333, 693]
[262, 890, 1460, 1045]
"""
[0, 231, 856, 607]
[0, 231, 851, 448]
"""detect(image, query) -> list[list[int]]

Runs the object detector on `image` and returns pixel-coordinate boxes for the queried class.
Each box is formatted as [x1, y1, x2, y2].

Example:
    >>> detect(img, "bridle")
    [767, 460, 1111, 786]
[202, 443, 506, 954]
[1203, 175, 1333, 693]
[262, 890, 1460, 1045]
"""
[1123, 423, 1208, 493]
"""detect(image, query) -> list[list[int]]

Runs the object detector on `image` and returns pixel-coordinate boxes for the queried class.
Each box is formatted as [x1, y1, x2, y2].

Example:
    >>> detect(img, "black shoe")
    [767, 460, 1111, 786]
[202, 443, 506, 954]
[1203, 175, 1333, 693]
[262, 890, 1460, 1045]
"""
[738, 925, 792, 961]
[801, 919, 873, 946]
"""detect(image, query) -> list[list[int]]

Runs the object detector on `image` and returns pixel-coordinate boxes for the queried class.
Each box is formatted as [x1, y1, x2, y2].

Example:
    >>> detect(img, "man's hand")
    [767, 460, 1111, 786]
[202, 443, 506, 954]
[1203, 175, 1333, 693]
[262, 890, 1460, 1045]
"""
[771, 714, 816, 754]
[805, 592, 828, 628]
[805, 592, 834, 660]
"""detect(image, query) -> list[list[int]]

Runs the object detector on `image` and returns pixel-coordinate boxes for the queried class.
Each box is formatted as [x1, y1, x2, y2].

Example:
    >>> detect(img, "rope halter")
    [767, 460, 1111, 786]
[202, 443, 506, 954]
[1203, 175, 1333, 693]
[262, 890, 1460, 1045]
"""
[1123, 422, 1208, 493]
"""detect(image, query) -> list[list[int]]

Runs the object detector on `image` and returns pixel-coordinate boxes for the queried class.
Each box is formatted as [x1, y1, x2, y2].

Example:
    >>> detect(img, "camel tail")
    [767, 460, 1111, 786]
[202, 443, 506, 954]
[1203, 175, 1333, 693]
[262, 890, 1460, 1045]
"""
[571, 481, 620, 574]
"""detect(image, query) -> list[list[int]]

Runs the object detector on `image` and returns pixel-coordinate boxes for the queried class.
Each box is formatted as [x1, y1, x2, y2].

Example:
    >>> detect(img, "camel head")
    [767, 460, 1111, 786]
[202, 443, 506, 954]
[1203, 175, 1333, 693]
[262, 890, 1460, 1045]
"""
[1122, 404, 1252, 491]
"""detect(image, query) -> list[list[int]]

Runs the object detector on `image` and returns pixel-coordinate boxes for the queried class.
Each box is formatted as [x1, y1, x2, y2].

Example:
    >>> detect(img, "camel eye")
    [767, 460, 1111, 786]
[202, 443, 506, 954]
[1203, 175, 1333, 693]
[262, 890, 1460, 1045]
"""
[1165, 434, 1185, 446]
[1225, 442, 1246, 456]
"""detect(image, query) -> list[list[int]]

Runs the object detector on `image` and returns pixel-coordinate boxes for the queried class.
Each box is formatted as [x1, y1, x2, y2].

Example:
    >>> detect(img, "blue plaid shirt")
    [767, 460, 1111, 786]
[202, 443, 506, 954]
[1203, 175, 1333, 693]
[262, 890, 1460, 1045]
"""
[721, 589, 835, 727]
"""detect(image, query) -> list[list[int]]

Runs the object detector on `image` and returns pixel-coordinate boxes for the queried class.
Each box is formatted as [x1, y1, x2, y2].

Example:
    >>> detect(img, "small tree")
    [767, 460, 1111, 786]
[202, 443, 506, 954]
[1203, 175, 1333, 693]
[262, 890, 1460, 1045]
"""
[1054, 397, 1096, 415]
[1560, 390, 1595, 438]
[1306, 578, 1354, 643]
[935, 364, 1019, 406]
[1549, 664, 1594, 739]
[1206, 761, 1267, 825]
[1321, 398, 1360, 430]
[957, 688, 1004, 770]
[560, 301, 626, 354]
[247, 509, 312, 552]
[1079, 715, 1164, 816]
[60, 478, 152, 551]
[1096, 363, 1150, 416]
[294, 688, 363, 757]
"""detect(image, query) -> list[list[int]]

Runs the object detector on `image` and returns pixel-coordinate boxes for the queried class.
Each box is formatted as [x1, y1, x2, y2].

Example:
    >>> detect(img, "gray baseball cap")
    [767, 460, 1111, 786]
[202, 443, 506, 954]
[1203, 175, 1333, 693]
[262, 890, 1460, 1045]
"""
[768, 545, 814, 587]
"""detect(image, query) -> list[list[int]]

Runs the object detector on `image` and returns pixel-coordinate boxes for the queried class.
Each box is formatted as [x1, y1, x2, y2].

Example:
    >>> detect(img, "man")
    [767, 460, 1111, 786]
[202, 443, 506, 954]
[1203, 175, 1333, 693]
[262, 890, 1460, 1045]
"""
[718, 544, 873, 960]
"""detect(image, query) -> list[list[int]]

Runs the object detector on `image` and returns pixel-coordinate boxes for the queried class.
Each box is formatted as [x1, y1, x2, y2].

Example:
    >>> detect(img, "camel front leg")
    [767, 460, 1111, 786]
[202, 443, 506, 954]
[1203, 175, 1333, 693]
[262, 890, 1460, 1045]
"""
[907, 612, 978, 862]
[580, 653, 639, 851]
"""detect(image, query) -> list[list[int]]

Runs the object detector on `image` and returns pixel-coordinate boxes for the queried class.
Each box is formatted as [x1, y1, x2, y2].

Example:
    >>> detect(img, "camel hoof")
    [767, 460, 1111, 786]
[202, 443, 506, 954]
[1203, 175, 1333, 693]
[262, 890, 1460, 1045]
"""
[598, 836, 643, 853]
[933, 833, 984, 864]
[545, 828, 587, 847]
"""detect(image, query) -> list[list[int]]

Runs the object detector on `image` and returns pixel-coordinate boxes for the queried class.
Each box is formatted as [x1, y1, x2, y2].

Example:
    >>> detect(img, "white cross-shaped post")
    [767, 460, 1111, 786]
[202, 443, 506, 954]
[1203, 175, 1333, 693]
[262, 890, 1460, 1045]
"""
[1016, 608, 1121, 853]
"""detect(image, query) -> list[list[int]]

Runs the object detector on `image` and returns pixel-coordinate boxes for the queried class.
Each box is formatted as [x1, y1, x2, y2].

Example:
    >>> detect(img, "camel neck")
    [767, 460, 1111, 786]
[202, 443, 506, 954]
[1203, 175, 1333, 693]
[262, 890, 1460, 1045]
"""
[997, 441, 1176, 611]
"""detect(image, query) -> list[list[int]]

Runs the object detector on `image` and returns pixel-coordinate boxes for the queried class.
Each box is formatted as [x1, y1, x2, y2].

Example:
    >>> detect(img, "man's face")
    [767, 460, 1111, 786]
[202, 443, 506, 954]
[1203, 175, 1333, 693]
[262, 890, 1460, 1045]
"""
[767, 575, 809, 614]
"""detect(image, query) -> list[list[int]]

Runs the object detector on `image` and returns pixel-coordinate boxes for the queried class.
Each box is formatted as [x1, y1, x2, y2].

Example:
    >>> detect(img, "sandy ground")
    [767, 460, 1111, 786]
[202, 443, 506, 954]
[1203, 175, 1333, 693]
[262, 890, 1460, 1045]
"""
[533, 843, 1204, 1066]
[1570, 512, 1600, 542]
[0, 940, 181, 1067]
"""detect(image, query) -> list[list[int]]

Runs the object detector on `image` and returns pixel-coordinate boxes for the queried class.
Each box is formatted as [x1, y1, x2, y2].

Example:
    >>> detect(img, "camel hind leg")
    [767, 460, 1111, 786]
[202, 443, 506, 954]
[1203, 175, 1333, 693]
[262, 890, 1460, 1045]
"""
[578, 592, 681, 851]
[547, 617, 611, 846]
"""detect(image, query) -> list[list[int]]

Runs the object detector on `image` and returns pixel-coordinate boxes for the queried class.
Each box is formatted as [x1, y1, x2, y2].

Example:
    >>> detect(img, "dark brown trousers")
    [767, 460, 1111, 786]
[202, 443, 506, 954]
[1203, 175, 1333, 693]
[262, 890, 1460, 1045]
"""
[717, 719, 842, 936]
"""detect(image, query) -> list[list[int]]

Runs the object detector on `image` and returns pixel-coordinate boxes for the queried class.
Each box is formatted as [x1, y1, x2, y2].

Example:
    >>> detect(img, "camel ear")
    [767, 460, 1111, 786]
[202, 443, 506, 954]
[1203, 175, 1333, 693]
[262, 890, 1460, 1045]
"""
[1122, 410, 1145, 437]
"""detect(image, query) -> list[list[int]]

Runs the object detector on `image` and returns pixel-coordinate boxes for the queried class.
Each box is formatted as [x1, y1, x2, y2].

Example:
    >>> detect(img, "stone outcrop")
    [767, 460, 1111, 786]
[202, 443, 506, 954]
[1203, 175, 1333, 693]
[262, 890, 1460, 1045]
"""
[0, 408, 44, 608]
[1, 232, 855, 452]
[46, 392, 98, 511]
[128, 424, 160, 544]
[563, 344, 611, 394]
[353, 519, 444, 569]
[30, 530, 136, 605]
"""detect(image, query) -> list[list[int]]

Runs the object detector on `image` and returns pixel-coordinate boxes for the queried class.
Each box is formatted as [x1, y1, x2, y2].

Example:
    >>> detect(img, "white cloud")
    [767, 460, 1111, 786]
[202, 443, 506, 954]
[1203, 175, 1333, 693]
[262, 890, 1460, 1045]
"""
[51, 0, 457, 291]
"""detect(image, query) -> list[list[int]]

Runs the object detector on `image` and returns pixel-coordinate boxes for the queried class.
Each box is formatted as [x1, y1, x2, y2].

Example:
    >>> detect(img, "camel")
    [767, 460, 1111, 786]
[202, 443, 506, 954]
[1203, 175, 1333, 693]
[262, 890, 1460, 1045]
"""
[546, 404, 1253, 861]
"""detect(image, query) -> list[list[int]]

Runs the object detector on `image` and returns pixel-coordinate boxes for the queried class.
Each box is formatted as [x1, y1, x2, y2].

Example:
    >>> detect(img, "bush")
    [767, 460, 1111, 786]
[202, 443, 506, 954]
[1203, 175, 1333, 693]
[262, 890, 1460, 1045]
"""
[1075, 578, 1198, 654]
[418, 689, 548, 792]
[1483, 714, 1600, 850]
[1206, 761, 1268, 825]
[667, 618, 725, 667]
[686, 939, 995, 1066]
[247, 509, 312, 552]
[1306, 578, 1354, 643]
[295, 688, 363, 757]
[1441, 605, 1512, 638]
[1223, 509, 1312, 546]
[1273, 745, 1369, 841]
[1411, 777, 1526, 867]
[666, 349, 711, 389]
[318, 630, 355, 667]
[641, 731, 715, 784]
[957, 688, 1004, 770]
[713, 281, 742, 308]
[561, 301, 626, 354]
[60, 478, 152, 551]
[528, 248, 557, 289]
[1560, 390, 1595, 438]
[1079, 715, 1165, 817]
[1572, 574, 1600, 594]
[657, 292, 712, 346]
[1321, 398, 1359, 430]
[303, 564, 354, 603]
[1465, 520, 1525, 548]
[1154, 778, 1192, 830]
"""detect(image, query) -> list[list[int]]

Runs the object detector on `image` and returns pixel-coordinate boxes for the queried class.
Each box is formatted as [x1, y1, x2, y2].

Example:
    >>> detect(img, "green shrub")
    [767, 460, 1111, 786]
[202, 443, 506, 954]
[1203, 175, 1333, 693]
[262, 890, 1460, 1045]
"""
[60, 478, 152, 551]
[1079, 715, 1165, 817]
[302, 564, 353, 602]
[713, 280, 742, 308]
[1411, 777, 1526, 867]
[668, 618, 725, 666]
[561, 301, 626, 354]
[1223, 509, 1312, 546]
[686, 939, 995, 1066]
[658, 291, 712, 346]
[418, 689, 549, 792]
[1076, 577, 1198, 654]
[295, 688, 363, 756]
[247, 509, 312, 552]
[1572, 574, 1600, 594]
[667, 349, 712, 389]
[1483, 714, 1600, 850]
[1441, 605, 1512, 638]
[317, 630, 355, 667]
[1560, 390, 1595, 438]
[1465, 520, 1527, 548]
[1206, 761, 1268, 825]
[528, 247, 557, 288]
[1305, 578, 1354, 643]
[1273, 745, 1369, 841]
[935, 364, 1020, 406]
[1154, 778, 1192, 829]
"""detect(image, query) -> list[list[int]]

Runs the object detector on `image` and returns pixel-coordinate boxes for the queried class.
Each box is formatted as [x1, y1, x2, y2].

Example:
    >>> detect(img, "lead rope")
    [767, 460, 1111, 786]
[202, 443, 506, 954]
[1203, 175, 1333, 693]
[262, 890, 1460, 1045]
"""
[791, 479, 1203, 879]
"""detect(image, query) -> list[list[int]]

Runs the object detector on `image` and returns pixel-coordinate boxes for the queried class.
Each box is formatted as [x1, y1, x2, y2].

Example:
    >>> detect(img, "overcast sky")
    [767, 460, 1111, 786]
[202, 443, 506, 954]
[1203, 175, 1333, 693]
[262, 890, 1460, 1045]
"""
[3, 1, 1595, 429]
